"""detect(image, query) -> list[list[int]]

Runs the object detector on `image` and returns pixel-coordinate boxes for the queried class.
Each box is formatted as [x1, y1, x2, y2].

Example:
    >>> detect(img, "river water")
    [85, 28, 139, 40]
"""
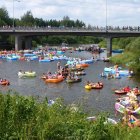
[0, 50, 139, 117]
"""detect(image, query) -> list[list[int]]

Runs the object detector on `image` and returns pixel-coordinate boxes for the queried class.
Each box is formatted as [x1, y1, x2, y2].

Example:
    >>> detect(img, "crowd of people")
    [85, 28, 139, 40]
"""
[41, 61, 82, 81]
[1, 25, 140, 32]
[86, 81, 103, 88]
[116, 86, 140, 128]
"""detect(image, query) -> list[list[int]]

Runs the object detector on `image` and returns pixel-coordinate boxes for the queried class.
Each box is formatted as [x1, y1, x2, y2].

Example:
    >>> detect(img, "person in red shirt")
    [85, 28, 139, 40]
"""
[123, 86, 131, 92]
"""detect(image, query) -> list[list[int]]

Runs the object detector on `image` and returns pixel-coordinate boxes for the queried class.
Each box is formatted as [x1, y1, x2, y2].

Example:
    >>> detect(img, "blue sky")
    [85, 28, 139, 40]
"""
[1, 0, 140, 27]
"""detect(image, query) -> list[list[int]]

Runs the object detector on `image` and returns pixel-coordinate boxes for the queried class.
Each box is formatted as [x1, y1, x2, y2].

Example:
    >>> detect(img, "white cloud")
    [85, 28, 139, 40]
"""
[1, 0, 140, 27]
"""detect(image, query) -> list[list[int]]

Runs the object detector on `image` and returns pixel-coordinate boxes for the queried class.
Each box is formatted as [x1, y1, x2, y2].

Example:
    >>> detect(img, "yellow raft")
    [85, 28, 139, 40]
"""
[85, 85, 92, 90]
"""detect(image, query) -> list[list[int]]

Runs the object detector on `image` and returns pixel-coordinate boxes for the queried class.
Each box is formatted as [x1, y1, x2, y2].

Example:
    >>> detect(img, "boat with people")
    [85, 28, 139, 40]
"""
[104, 66, 130, 76]
[18, 70, 36, 78]
[114, 86, 131, 95]
[100, 72, 121, 79]
[114, 90, 128, 95]
[115, 102, 140, 115]
[76, 63, 89, 68]
[69, 67, 84, 71]
[66, 77, 82, 83]
[45, 75, 64, 83]
[85, 82, 103, 90]
[115, 90, 140, 115]
[0, 79, 10, 85]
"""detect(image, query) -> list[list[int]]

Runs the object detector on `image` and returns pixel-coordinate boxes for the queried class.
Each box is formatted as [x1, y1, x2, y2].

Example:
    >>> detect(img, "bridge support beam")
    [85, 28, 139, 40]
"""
[15, 35, 22, 51]
[25, 37, 32, 50]
[106, 37, 112, 57]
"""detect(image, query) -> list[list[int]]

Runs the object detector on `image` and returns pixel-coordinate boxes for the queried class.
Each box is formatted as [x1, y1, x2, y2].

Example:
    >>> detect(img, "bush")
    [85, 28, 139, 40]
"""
[0, 91, 140, 139]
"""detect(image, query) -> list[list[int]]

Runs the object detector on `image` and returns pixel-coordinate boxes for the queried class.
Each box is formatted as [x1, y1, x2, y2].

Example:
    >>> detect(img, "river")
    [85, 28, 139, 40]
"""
[0, 50, 139, 117]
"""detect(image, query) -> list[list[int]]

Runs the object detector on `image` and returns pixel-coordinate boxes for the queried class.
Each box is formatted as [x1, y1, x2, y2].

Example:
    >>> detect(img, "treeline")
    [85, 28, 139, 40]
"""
[0, 7, 102, 48]
[0, 8, 85, 28]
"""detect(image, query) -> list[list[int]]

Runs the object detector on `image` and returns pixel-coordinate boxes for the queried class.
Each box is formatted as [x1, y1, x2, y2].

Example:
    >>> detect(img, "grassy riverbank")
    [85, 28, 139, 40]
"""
[109, 37, 140, 75]
[110, 51, 140, 74]
[0, 91, 140, 140]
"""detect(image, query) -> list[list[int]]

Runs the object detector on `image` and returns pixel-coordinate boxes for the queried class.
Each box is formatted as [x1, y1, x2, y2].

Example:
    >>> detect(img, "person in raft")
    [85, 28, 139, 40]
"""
[133, 87, 139, 95]
[57, 61, 61, 71]
[123, 86, 131, 92]
[122, 113, 140, 128]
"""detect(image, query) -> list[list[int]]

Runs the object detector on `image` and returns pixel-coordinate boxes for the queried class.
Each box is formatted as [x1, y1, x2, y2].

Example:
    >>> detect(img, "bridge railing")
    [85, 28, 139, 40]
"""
[0, 26, 140, 32]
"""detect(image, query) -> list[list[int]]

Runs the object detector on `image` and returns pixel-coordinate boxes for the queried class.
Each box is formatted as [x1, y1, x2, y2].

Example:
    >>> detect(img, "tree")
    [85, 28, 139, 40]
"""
[63, 16, 70, 21]
[0, 7, 11, 26]
[61, 16, 70, 27]
[34, 18, 46, 27]
[20, 11, 34, 26]
[75, 19, 85, 27]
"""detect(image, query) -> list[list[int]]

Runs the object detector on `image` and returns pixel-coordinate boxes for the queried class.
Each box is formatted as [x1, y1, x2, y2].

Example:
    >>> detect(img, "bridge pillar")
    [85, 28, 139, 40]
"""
[25, 37, 32, 50]
[15, 35, 22, 51]
[106, 37, 112, 57]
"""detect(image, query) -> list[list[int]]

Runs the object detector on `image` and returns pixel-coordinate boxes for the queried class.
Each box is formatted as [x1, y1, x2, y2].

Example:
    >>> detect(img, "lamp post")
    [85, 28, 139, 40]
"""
[12, 0, 14, 30]
[12, 0, 20, 30]
[106, 0, 108, 32]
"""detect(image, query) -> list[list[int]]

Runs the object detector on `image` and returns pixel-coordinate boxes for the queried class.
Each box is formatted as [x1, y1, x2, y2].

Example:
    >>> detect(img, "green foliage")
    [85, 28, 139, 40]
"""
[111, 37, 140, 74]
[99, 39, 106, 48]
[112, 38, 134, 49]
[0, 7, 11, 26]
[126, 37, 140, 51]
[0, 91, 140, 139]
[20, 11, 35, 26]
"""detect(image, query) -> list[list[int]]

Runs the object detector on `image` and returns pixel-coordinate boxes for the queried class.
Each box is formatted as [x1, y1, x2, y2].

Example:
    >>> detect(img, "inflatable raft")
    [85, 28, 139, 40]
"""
[66, 78, 82, 83]
[46, 75, 64, 83]
[18, 71, 36, 78]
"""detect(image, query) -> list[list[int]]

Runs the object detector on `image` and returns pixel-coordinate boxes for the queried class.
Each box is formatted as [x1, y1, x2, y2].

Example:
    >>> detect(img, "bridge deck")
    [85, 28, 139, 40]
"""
[0, 27, 140, 37]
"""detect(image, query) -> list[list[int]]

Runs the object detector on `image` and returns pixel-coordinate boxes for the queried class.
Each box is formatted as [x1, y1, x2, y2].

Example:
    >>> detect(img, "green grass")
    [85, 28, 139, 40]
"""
[0, 91, 140, 140]
[110, 52, 140, 73]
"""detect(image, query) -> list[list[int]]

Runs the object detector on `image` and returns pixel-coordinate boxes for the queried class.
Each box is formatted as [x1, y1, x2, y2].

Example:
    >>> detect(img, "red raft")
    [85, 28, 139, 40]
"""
[0, 80, 10, 86]
[114, 90, 127, 95]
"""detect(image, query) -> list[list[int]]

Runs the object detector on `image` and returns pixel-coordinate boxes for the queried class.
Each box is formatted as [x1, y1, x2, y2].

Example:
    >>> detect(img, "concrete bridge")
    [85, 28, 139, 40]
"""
[1, 27, 140, 56]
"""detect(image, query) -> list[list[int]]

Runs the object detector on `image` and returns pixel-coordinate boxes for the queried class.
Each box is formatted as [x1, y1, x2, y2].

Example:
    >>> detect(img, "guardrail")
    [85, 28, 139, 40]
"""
[0, 26, 140, 32]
